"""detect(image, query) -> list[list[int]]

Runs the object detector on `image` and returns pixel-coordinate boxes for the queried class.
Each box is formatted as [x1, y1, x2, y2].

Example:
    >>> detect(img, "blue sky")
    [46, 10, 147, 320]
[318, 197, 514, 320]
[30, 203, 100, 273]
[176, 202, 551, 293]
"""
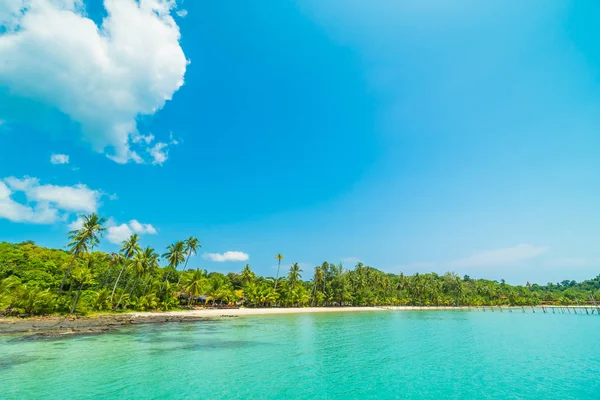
[1, 0, 600, 284]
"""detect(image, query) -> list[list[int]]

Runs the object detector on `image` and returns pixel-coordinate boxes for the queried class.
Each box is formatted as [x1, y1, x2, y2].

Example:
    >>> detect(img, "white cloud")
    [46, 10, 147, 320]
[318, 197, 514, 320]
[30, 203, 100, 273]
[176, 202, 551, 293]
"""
[341, 256, 361, 264]
[449, 244, 548, 268]
[5, 176, 100, 213]
[107, 223, 133, 244]
[203, 251, 249, 262]
[67, 216, 84, 231]
[148, 142, 169, 165]
[132, 133, 155, 145]
[0, 0, 188, 164]
[106, 219, 157, 244]
[0, 176, 102, 224]
[0, 181, 59, 224]
[176, 9, 187, 18]
[129, 219, 157, 234]
[50, 154, 70, 164]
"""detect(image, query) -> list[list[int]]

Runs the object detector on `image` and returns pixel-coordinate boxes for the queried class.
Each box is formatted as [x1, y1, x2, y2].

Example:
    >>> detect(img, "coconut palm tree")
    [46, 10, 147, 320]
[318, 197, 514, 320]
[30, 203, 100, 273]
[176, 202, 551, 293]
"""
[127, 247, 153, 297]
[311, 265, 324, 306]
[177, 237, 201, 285]
[115, 246, 155, 310]
[69, 263, 94, 315]
[162, 241, 186, 281]
[59, 213, 106, 294]
[142, 247, 160, 294]
[110, 234, 140, 302]
[288, 263, 302, 289]
[184, 269, 208, 306]
[241, 264, 255, 287]
[274, 253, 284, 293]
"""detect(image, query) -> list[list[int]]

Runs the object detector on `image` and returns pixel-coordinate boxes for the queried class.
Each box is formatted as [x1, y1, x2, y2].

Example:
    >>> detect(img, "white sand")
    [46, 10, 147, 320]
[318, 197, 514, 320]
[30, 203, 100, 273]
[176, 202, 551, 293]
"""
[129, 306, 485, 319]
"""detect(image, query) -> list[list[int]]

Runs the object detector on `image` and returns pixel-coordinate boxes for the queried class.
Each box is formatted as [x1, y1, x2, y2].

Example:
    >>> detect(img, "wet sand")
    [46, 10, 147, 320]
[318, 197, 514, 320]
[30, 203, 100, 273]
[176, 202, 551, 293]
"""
[0, 305, 582, 336]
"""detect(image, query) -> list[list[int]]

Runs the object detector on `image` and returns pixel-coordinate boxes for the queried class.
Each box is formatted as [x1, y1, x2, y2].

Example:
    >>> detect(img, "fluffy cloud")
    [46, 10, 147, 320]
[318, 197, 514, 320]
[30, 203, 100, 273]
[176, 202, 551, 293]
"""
[50, 154, 69, 164]
[0, 181, 59, 223]
[106, 219, 157, 244]
[129, 219, 157, 235]
[449, 244, 548, 268]
[342, 256, 361, 264]
[67, 216, 84, 231]
[0, 0, 187, 164]
[149, 142, 169, 165]
[203, 251, 249, 262]
[5, 176, 100, 213]
[0, 176, 101, 224]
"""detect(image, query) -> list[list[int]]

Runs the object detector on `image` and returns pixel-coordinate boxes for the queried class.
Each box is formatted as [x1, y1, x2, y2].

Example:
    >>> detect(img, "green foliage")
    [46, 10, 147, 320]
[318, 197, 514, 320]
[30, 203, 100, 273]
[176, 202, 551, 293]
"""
[1, 215, 599, 317]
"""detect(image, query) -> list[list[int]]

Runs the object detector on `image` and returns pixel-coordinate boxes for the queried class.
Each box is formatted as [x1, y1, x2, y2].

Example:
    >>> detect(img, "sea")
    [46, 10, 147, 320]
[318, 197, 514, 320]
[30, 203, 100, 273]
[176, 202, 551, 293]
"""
[1, 310, 599, 399]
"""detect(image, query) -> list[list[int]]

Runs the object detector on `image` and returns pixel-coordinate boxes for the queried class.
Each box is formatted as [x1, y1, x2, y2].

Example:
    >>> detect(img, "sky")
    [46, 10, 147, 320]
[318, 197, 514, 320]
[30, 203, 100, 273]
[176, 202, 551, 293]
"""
[1, 0, 600, 284]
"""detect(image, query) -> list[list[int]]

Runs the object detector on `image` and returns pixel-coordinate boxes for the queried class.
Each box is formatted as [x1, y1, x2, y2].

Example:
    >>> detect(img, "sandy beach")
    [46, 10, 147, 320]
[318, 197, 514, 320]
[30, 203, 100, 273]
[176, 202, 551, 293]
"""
[0, 305, 590, 336]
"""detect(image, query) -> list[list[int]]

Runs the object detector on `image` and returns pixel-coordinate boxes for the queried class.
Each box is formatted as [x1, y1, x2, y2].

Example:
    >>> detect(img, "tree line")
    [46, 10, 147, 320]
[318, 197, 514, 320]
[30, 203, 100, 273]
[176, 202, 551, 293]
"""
[1, 213, 599, 316]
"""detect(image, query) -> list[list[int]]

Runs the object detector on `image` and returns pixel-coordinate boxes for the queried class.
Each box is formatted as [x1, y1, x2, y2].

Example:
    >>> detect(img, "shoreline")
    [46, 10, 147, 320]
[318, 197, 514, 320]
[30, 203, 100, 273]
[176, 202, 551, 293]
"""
[0, 305, 594, 336]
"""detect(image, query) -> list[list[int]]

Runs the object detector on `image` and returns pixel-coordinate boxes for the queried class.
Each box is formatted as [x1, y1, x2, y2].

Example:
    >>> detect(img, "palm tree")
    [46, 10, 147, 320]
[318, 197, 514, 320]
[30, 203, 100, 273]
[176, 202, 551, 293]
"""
[69, 263, 94, 315]
[274, 253, 284, 293]
[241, 264, 255, 287]
[110, 234, 140, 302]
[162, 241, 186, 281]
[205, 274, 232, 307]
[288, 263, 302, 289]
[121, 233, 141, 259]
[115, 246, 155, 310]
[184, 269, 207, 306]
[128, 247, 155, 296]
[59, 213, 106, 294]
[178, 237, 201, 285]
[311, 265, 324, 306]
[142, 247, 160, 294]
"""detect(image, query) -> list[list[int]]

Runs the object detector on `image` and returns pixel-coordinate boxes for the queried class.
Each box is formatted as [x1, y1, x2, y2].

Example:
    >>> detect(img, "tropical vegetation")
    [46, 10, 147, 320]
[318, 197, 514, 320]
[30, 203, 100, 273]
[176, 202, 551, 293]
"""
[1, 213, 599, 317]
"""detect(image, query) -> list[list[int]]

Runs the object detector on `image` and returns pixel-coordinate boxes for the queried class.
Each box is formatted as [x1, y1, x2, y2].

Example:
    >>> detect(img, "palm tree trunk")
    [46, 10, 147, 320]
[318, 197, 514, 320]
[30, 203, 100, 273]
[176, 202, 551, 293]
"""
[70, 282, 84, 315]
[110, 265, 125, 302]
[128, 278, 139, 297]
[58, 250, 78, 294]
[101, 267, 112, 288]
[177, 250, 192, 285]
[274, 260, 281, 306]
[143, 277, 151, 295]
[114, 279, 133, 311]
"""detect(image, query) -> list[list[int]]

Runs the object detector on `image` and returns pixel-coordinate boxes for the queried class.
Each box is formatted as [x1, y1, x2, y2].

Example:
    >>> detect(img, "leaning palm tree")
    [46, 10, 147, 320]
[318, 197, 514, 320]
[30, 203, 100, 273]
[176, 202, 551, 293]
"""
[162, 241, 186, 281]
[274, 254, 284, 293]
[69, 262, 94, 315]
[110, 234, 140, 302]
[141, 247, 160, 294]
[59, 213, 106, 294]
[115, 246, 154, 310]
[177, 237, 201, 285]
[128, 247, 154, 296]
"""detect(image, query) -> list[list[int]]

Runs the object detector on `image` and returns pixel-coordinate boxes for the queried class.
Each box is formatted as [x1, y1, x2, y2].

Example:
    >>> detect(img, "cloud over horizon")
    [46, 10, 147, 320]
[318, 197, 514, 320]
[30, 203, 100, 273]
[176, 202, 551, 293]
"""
[203, 251, 249, 262]
[105, 219, 158, 244]
[449, 244, 549, 268]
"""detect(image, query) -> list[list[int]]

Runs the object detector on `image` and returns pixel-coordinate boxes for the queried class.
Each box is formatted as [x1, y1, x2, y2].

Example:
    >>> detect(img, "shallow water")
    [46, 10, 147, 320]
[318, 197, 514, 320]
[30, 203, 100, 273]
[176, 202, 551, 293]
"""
[1, 311, 599, 399]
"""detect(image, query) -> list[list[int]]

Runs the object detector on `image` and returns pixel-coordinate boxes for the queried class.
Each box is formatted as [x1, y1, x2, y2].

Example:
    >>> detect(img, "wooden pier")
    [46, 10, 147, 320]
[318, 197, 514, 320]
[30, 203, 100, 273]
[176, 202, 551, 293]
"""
[472, 305, 599, 314]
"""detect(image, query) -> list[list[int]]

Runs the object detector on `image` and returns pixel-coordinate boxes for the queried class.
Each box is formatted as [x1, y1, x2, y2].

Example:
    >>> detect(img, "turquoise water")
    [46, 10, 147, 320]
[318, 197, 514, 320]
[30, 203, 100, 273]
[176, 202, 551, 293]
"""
[1, 311, 599, 399]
